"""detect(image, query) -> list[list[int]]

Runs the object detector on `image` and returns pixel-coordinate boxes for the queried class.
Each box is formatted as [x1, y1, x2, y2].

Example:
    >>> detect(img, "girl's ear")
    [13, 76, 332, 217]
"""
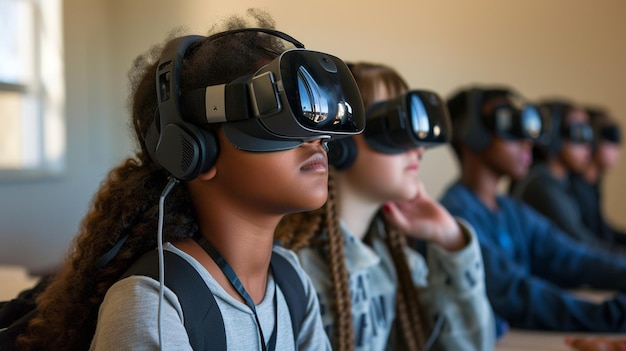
[196, 165, 217, 181]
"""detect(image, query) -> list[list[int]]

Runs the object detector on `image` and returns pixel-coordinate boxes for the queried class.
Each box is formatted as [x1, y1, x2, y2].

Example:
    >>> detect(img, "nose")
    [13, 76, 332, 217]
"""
[409, 146, 426, 159]
[302, 137, 329, 151]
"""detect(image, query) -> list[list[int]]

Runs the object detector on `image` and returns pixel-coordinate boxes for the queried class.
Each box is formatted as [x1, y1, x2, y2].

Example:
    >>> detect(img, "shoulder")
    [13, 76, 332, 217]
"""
[272, 245, 304, 274]
[92, 275, 190, 350]
[439, 182, 469, 210]
[271, 245, 313, 290]
[513, 164, 561, 198]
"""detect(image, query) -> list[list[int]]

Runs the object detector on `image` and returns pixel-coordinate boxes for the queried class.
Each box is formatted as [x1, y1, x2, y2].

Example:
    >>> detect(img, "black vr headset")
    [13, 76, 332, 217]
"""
[538, 100, 594, 157]
[456, 87, 544, 152]
[328, 89, 451, 170]
[586, 107, 622, 153]
[146, 28, 365, 180]
[484, 103, 542, 141]
[598, 124, 622, 144]
[560, 122, 594, 143]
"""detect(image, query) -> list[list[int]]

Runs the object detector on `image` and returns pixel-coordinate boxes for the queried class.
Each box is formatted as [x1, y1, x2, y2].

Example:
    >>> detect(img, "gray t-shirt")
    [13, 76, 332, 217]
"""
[89, 243, 331, 351]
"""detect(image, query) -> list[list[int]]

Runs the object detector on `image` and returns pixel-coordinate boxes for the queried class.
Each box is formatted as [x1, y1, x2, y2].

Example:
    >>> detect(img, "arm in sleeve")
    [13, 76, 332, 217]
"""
[522, 204, 626, 292]
[89, 276, 192, 351]
[520, 177, 609, 249]
[479, 228, 626, 332]
[418, 219, 496, 351]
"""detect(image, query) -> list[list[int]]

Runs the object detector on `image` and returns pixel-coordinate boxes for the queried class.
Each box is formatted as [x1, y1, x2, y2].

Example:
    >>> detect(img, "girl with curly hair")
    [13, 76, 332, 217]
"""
[14, 9, 364, 350]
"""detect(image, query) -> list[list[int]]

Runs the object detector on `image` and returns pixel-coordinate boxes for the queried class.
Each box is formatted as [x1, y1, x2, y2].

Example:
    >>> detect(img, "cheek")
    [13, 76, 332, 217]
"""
[489, 143, 530, 178]
[350, 153, 419, 200]
[564, 144, 590, 162]
[598, 146, 621, 168]
[216, 148, 329, 212]
[560, 145, 590, 172]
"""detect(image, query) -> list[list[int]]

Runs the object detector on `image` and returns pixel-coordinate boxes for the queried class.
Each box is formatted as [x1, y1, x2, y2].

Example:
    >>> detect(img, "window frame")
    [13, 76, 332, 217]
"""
[0, 0, 65, 182]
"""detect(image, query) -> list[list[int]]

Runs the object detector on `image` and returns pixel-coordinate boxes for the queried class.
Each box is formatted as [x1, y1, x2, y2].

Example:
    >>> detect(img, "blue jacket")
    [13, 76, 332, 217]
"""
[440, 181, 626, 333]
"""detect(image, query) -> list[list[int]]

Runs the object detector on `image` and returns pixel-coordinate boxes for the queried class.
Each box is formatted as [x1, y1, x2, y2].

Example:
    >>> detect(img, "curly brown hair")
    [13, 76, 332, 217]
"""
[275, 62, 430, 351]
[16, 9, 287, 351]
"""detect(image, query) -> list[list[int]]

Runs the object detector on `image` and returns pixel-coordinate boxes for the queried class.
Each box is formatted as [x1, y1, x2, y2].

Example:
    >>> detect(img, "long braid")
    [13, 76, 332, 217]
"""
[384, 220, 429, 350]
[324, 168, 355, 351]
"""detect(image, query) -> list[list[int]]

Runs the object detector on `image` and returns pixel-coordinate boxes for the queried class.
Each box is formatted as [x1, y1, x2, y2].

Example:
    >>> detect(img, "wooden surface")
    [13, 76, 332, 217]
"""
[495, 289, 625, 350]
[496, 329, 625, 351]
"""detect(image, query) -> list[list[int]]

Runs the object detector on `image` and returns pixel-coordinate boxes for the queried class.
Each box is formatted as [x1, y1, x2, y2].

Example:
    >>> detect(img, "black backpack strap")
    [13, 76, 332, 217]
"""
[122, 248, 307, 349]
[270, 250, 307, 343]
[122, 250, 226, 351]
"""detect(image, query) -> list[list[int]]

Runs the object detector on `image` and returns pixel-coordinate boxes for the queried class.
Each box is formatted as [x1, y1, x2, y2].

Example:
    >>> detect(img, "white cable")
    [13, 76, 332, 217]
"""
[157, 177, 179, 351]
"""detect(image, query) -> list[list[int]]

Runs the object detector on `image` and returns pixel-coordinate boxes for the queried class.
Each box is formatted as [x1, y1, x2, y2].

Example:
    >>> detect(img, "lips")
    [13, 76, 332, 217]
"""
[300, 153, 328, 172]
[405, 163, 420, 172]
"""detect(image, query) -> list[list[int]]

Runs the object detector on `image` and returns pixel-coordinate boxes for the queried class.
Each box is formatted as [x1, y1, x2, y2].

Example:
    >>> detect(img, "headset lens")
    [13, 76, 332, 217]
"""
[492, 104, 543, 141]
[522, 105, 542, 139]
[407, 91, 450, 145]
[281, 50, 364, 134]
[563, 123, 593, 143]
[410, 94, 430, 139]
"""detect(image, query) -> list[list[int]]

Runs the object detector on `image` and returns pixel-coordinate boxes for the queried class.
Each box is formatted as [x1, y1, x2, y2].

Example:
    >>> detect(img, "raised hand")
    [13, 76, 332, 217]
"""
[382, 181, 467, 251]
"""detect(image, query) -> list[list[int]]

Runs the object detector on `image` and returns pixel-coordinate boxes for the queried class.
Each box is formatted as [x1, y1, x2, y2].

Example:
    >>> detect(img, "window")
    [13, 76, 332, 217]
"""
[0, 0, 64, 180]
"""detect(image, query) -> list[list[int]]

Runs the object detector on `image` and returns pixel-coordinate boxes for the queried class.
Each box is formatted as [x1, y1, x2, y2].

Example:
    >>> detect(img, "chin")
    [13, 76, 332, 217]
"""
[509, 168, 529, 181]
[392, 189, 419, 202]
[298, 193, 329, 212]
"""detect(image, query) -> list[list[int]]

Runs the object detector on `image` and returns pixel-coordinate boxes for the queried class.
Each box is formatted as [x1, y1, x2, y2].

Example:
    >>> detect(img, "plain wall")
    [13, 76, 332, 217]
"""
[1, 0, 625, 273]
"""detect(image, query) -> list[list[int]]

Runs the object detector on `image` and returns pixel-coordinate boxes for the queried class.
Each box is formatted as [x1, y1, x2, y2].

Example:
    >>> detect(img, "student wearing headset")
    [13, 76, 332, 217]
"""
[275, 62, 495, 351]
[568, 107, 626, 249]
[14, 10, 365, 351]
[440, 85, 626, 334]
[510, 99, 618, 250]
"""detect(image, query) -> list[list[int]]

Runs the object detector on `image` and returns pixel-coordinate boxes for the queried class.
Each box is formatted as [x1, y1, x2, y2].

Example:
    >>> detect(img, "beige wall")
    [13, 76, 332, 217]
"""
[107, 0, 626, 225]
[1, 0, 625, 272]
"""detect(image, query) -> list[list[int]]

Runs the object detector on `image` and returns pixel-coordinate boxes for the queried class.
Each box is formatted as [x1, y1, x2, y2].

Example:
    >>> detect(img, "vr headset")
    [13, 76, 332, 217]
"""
[328, 89, 450, 169]
[483, 103, 543, 141]
[561, 122, 594, 144]
[363, 89, 451, 153]
[457, 87, 544, 152]
[180, 35, 365, 152]
[148, 28, 365, 180]
[598, 124, 622, 144]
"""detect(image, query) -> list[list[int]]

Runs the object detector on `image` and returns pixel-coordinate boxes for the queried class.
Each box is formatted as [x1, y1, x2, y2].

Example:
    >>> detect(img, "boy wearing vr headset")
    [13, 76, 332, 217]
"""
[511, 100, 617, 250]
[14, 11, 364, 351]
[275, 63, 495, 351]
[568, 107, 626, 249]
[440, 85, 626, 336]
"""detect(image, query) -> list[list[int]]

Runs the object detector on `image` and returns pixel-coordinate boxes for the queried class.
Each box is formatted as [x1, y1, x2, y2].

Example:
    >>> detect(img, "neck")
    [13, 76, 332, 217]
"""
[547, 158, 568, 179]
[583, 163, 600, 183]
[337, 175, 381, 240]
[459, 156, 501, 210]
[179, 187, 279, 304]
[200, 223, 274, 304]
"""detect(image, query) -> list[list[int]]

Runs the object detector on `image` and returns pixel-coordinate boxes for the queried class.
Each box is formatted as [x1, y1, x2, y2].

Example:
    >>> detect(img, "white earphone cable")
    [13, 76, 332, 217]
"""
[157, 177, 179, 351]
